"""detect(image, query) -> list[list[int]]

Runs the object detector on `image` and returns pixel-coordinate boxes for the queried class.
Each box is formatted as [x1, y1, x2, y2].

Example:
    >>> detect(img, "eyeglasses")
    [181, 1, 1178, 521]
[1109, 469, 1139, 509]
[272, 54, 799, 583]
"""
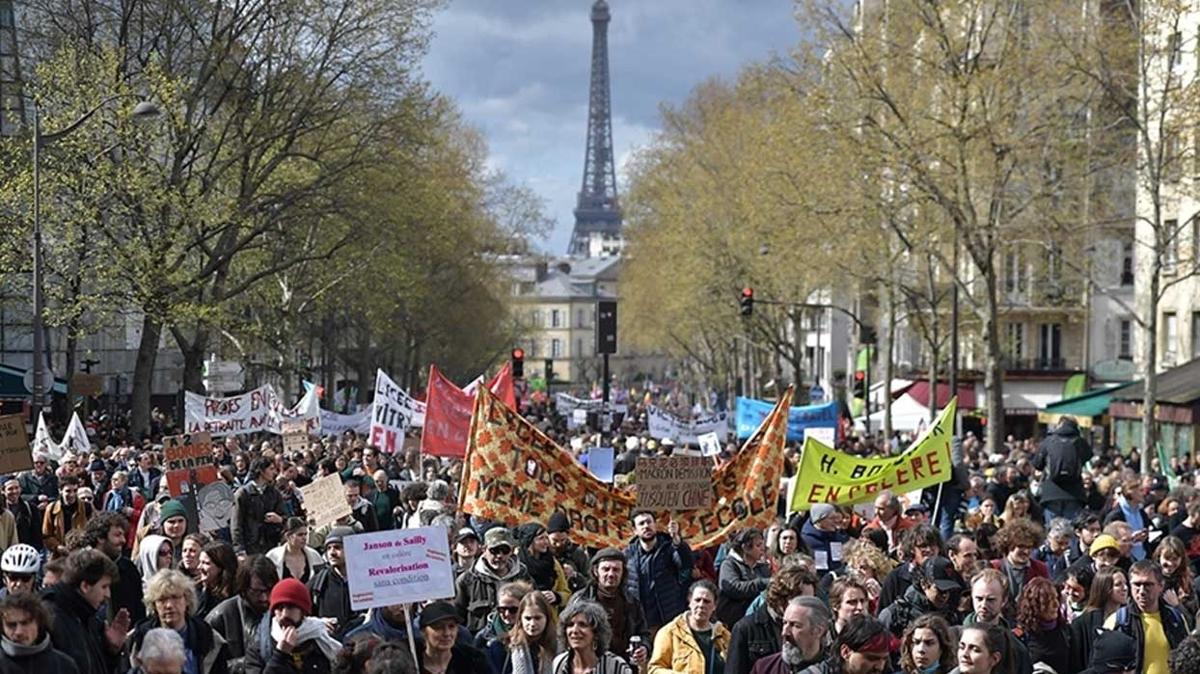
[489, 546, 512, 556]
[497, 605, 519, 615]
[5, 574, 32, 584]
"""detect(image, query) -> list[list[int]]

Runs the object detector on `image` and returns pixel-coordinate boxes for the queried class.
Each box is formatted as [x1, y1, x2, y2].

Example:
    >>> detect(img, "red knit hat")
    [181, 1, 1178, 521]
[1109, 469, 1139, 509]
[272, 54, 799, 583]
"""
[269, 578, 311, 615]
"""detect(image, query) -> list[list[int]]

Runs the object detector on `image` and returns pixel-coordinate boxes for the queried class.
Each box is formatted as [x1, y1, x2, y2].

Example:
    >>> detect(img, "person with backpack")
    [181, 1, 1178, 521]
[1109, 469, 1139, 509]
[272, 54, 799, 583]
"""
[1032, 416, 1092, 525]
[1103, 559, 1189, 674]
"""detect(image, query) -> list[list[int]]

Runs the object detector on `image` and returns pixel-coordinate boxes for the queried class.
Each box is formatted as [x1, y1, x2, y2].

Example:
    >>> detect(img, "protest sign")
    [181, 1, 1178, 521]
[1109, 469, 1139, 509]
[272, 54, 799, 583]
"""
[185, 385, 319, 437]
[0, 414, 32, 474]
[588, 447, 615, 482]
[422, 365, 475, 458]
[281, 419, 310, 455]
[319, 408, 372, 437]
[163, 432, 217, 497]
[804, 426, 836, 448]
[791, 400, 956, 509]
[646, 407, 729, 445]
[697, 432, 722, 457]
[369, 369, 426, 453]
[300, 473, 353, 529]
[735, 397, 840, 442]
[345, 527, 455, 610]
[636, 456, 713, 510]
[276, 385, 322, 435]
[461, 386, 791, 549]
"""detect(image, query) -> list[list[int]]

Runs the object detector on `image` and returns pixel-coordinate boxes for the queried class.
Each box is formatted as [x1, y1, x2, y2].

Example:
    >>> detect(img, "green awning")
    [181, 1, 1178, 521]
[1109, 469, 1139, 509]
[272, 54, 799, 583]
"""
[1038, 383, 1129, 428]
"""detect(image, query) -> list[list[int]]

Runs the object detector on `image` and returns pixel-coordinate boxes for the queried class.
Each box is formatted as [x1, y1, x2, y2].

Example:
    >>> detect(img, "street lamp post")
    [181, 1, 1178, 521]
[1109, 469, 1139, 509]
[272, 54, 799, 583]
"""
[30, 97, 160, 424]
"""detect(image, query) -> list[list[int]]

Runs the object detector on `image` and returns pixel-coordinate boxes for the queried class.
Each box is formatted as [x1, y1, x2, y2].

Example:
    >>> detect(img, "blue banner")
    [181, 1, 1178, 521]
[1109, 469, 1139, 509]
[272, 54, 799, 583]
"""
[735, 397, 839, 441]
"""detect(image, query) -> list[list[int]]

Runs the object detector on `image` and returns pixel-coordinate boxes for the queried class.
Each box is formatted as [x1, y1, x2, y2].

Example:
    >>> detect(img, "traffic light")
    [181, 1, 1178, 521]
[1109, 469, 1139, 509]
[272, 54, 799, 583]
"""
[740, 287, 754, 317]
[511, 348, 525, 378]
[853, 370, 866, 399]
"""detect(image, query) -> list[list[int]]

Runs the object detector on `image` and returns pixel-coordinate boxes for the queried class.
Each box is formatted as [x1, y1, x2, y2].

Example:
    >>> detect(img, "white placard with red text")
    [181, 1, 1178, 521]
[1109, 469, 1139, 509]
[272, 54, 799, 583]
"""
[345, 527, 454, 610]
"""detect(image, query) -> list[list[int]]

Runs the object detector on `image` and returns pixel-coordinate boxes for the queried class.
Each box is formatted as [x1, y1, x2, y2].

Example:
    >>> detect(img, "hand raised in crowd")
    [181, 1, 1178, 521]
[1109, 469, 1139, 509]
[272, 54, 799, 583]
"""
[631, 646, 648, 666]
[264, 512, 283, 525]
[667, 519, 680, 543]
[105, 608, 131, 652]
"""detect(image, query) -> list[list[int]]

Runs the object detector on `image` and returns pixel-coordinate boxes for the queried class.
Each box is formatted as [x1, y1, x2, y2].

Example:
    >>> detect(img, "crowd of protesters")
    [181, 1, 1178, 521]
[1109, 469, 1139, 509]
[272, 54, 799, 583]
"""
[7, 397, 1200, 674]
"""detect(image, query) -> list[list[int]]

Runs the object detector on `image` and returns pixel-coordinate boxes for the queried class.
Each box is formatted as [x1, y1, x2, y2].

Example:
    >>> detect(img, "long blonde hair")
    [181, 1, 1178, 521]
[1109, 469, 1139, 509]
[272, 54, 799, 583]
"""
[508, 591, 558, 671]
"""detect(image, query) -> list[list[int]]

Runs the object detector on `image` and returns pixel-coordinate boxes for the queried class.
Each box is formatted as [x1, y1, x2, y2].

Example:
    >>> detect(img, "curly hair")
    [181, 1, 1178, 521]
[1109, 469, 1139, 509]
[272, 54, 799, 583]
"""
[144, 568, 198, 618]
[0, 591, 52, 631]
[1016, 577, 1060, 632]
[992, 518, 1044, 554]
[557, 599, 612, 654]
[900, 614, 956, 674]
[1169, 634, 1200, 674]
[766, 564, 819, 613]
[842, 538, 895, 580]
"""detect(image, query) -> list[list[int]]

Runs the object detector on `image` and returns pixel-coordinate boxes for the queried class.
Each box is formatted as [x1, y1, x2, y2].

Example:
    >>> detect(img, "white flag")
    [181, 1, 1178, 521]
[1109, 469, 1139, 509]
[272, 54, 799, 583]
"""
[33, 413, 64, 462]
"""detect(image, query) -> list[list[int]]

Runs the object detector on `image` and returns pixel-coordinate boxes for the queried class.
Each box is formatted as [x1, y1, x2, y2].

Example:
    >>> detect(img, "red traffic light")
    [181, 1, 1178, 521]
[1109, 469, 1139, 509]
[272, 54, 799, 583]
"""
[741, 287, 754, 298]
[854, 371, 865, 381]
[512, 348, 525, 360]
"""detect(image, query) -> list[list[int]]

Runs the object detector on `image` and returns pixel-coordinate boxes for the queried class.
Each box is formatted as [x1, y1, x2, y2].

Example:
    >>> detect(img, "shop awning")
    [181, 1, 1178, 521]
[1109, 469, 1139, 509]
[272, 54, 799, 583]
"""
[906, 381, 977, 409]
[0, 363, 68, 400]
[1037, 384, 1128, 428]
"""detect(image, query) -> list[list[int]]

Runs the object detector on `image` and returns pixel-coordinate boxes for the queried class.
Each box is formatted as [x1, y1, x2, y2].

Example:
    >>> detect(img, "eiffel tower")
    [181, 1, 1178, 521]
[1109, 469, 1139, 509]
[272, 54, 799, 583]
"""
[568, 0, 622, 258]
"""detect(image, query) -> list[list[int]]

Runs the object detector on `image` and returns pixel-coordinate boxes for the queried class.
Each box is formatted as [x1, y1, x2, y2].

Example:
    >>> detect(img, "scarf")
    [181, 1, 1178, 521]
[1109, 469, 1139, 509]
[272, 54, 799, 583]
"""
[1, 634, 51, 658]
[1117, 497, 1148, 560]
[270, 616, 342, 662]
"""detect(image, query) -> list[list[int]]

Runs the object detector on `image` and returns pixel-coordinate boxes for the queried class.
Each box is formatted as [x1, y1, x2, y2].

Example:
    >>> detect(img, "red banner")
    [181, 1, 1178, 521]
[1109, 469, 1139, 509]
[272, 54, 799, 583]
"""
[421, 364, 519, 458]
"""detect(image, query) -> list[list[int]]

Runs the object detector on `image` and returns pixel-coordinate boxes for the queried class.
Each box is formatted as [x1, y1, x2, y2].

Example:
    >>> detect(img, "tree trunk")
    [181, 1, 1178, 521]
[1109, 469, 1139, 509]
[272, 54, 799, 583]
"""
[176, 325, 210, 394]
[130, 314, 163, 439]
[1140, 274, 1159, 473]
[981, 271, 1006, 455]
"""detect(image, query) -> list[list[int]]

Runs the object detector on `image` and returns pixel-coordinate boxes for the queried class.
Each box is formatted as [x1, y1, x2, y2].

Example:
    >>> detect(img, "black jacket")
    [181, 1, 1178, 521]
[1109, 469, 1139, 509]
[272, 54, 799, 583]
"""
[307, 567, 357, 638]
[624, 533, 693, 628]
[112, 556, 146, 625]
[44, 585, 118, 674]
[879, 585, 958, 637]
[1067, 609, 1106, 674]
[6, 499, 42, 548]
[0, 635, 80, 674]
[553, 542, 592, 592]
[128, 468, 163, 498]
[125, 614, 229, 674]
[207, 595, 265, 674]
[716, 553, 771, 628]
[1110, 602, 1189, 673]
[19, 471, 58, 503]
[727, 604, 780, 674]
[415, 643, 492, 674]
[570, 583, 650, 656]
[231, 482, 285, 555]
[1032, 423, 1093, 505]
[878, 563, 914, 611]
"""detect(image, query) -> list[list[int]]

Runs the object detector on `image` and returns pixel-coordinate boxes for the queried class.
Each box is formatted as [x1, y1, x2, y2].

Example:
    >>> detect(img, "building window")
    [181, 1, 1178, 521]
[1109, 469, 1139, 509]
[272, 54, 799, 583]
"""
[551, 339, 562, 358]
[1164, 312, 1179, 362]
[530, 310, 543, 328]
[1038, 323, 1062, 368]
[576, 309, 585, 328]
[575, 338, 583, 357]
[1004, 248, 1028, 300]
[1166, 132, 1182, 183]
[1006, 322, 1026, 361]
[1121, 239, 1135, 286]
[1164, 219, 1179, 274]
[1193, 312, 1200, 360]
[551, 309, 561, 328]
[1119, 319, 1133, 359]
[529, 340, 540, 358]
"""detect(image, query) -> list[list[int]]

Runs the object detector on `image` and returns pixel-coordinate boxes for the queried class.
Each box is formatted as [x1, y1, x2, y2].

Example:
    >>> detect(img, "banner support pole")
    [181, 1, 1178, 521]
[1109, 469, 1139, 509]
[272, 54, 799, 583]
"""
[403, 603, 420, 667]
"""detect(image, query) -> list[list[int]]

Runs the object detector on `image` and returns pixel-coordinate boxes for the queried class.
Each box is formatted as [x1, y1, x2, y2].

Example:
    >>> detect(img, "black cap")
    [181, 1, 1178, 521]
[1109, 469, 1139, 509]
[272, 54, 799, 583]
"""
[591, 547, 625, 567]
[1150, 476, 1169, 492]
[921, 556, 962, 591]
[419, 600, 459, 628]
[1084, 630, 1137, 673]
[547, 511, 571, 534]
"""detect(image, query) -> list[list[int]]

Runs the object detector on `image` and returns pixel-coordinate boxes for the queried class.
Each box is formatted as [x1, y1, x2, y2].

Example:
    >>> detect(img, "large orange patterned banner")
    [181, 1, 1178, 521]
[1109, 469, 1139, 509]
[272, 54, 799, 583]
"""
[459, 386, 792, 549]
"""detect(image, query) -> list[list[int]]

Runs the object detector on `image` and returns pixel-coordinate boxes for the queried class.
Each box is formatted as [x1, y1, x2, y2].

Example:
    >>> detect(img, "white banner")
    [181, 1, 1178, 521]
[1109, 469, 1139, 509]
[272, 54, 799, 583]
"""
[184, 385, 320, 437]
[369, 369, 426, 453]
[319, 408, 372, 437]
[345, 526, 454, 610]
[555, 393, 628, 430]
[646, 406, 730, 446]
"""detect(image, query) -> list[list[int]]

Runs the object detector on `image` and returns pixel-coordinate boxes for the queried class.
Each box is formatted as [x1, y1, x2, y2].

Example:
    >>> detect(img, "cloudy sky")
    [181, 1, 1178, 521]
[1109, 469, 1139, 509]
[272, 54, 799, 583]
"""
[422, 1, 803, 254]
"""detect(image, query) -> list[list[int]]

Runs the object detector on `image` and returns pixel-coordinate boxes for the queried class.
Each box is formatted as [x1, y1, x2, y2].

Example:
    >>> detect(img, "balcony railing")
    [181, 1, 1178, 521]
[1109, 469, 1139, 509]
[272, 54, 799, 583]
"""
[1003, 356, 1070, 371]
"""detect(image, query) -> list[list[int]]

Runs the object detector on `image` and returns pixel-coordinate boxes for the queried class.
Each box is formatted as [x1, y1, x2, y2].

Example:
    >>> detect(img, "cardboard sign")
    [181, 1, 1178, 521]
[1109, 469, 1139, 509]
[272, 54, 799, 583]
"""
[163, 432, 217, 497]
[697, 432, 722, 457]
[345, 526, 455, 610]
[636, 456, 713, 510]
[0, 414, 33, 474]
[299, 473, 352, 529]
[71, 373, 103, 397]
[791, 400, 956, 508]
[281, 419, 309, 455]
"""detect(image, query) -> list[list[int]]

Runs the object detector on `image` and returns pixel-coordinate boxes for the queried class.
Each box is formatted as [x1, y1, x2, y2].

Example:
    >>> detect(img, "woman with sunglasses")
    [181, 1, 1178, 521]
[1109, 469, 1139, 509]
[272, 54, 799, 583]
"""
[480, 581, 533, 673]
[136, 534, 175, 590]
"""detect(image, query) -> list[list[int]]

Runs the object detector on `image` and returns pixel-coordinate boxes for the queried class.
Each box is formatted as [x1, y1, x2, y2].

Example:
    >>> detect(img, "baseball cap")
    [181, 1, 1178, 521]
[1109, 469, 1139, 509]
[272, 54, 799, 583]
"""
[456, 527, 480, 544]
[810, 503, 837, 524]
[921, 556, 962, 592]
[419, 600, 459, 628]
[483, 527, 516, 551]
